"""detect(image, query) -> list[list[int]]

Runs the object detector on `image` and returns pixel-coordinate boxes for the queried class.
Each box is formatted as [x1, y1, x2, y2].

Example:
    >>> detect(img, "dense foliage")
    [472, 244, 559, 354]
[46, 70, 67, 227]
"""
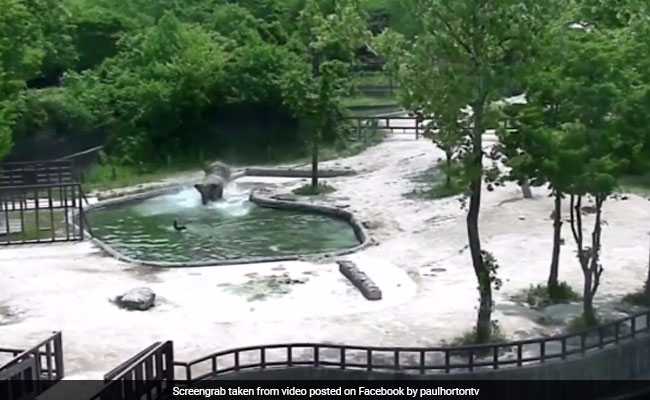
[0, 0, 391, 164]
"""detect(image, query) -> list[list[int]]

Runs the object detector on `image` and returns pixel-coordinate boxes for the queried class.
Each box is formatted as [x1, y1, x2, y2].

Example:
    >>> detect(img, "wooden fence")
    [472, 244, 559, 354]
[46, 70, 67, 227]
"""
[90, 341, 174, 400]
[173, 309, 650, 381]
[345, 116, 433, 140]
[0, 332, 64, 400]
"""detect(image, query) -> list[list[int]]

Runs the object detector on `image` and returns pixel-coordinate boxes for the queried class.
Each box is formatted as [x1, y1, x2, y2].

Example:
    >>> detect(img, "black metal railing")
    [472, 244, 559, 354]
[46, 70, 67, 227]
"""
[0, 183, 85, 245]
[90, 341, 174, 400]
[173, 310, 650, 381]
[0, 332, 64, 400]
[0, 160, 75, 187]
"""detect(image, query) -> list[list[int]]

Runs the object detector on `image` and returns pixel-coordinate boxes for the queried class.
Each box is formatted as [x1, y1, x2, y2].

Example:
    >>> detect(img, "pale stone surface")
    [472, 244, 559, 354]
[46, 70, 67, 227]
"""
[1, 118, 649, 378]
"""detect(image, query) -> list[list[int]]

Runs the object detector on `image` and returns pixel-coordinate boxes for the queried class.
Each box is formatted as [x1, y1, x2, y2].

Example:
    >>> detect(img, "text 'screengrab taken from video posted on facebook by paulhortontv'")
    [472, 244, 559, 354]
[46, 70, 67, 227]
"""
[3, 1, 650, 400]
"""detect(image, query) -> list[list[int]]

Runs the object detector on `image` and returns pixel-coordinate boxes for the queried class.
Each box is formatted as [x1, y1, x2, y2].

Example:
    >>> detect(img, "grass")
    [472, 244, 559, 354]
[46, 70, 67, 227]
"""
[341, 95, 399, 109]
[351, 72, 392, 88]
[567, 314, 601, 333]
[511, 282, 581, 309]
[2, 209, 70, 243]
[82, 161, 203, 193]
[292, 182, 337, 196]
[445, 323, 508, 354]
[404, 168, 466, 200]
[82, 129, 384, 193]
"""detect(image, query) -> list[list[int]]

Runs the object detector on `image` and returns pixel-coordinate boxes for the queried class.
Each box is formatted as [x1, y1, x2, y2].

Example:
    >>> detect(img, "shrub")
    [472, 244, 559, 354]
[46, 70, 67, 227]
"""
[622, 291, 650, 307]
[512, 282, 580, 309]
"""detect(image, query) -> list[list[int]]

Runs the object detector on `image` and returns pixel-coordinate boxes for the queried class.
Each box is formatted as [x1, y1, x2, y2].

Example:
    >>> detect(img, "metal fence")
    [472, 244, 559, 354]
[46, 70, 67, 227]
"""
[173, 309, 650, 381]
[0, 183, 85, 245]
[0, 332, 64, 400]
[90, 341, 174, 400]
[0, 160, 75, 187]
[345, 116, 432, 140]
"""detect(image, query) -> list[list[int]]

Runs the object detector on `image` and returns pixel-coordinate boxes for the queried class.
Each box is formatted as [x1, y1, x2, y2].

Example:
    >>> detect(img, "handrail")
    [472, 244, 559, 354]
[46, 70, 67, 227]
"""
[174, 309, 650, 381]
[90, 341, 174, 400]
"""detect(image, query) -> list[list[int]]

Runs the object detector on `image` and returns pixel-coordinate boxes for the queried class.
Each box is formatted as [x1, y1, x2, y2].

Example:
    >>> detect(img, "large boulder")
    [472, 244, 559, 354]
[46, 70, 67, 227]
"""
[115, 287, 156, 311]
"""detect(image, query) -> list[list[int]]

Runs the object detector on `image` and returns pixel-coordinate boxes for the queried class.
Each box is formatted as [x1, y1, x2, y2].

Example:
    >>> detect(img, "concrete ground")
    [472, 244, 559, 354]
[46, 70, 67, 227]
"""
[1, 127, 649, 378]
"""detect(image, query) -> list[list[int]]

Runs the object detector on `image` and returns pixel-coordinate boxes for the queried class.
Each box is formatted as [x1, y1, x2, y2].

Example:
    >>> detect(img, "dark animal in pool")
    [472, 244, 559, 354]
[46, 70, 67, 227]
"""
[194, 161, 231, 205]
[173, 220, 187, 232]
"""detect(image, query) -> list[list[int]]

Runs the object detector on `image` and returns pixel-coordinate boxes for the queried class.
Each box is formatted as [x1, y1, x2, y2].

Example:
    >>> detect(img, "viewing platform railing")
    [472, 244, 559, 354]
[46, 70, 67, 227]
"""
[173, 309, 650, 381]
[0, 332, 64, 399]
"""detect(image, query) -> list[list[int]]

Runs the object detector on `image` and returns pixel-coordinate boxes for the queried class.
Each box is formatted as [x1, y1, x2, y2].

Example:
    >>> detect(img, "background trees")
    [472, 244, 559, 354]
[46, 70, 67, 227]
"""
[281, 0, 369, 191]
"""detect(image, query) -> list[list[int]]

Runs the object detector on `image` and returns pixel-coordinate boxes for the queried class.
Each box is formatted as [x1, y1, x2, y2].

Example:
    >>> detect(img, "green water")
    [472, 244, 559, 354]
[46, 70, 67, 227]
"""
[87, 186, 360, 264]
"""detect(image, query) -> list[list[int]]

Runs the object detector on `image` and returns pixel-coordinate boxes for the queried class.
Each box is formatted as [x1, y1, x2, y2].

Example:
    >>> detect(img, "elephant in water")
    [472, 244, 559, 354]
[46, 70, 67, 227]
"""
[194, 161, 231, 205]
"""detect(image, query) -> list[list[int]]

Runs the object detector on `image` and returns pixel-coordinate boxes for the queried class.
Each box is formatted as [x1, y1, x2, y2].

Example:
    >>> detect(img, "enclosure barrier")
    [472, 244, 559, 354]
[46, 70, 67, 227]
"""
[0, 160, 75, 187]
[0, 183, 85, 245]
[0, 332, 64, 400]
[173, 309, 650, 381]
[90, 341, 174, 400]
[344, 116, 433, 140]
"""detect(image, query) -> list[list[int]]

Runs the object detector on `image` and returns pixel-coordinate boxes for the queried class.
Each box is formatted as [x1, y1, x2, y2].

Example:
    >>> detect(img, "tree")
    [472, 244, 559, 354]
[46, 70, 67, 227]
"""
[0, 0, 48, 160]
[281, 0, 369, 191]
[372, 29, 405, 94]
[396, 0, 549, 342]
[66, 13, 228, 163]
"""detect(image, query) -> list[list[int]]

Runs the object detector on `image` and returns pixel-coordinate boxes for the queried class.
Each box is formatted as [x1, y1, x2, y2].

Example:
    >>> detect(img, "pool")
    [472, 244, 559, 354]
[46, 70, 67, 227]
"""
[87, 185, 361, 265]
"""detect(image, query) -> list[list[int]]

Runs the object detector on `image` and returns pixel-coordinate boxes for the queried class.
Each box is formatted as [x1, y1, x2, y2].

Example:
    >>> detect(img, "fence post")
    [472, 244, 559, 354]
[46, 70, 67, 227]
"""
[78, 185, 84, 240]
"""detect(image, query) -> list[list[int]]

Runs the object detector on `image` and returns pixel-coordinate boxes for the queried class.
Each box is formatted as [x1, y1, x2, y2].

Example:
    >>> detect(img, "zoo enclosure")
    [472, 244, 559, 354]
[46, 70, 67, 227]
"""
[173, 309, 650, 381]
[0, 160, 86, 245]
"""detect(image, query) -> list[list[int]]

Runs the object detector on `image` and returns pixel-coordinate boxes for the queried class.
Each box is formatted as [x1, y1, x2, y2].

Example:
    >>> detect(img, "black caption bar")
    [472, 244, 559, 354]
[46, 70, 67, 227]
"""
[3, 379, 650, 400]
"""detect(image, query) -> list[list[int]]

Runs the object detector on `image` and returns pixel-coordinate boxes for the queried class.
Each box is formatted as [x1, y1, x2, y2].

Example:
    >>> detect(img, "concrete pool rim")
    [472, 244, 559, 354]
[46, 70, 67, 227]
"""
[83, 182, 372, 268]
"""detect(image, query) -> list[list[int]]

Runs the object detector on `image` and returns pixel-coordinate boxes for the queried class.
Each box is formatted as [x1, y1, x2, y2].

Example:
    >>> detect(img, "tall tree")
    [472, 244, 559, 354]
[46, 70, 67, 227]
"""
[0, 0, 47, 159]
[282, 0, 369, 191]
[394, 0, 544, 342]
[397, 0, 549, 342]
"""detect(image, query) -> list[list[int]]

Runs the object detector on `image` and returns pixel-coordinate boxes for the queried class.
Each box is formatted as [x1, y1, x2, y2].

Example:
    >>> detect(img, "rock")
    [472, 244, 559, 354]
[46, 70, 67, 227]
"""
[362, 220, 383, 230]
[115, 287, 156, 311]
[518, 216, 526, 221]
[430, 268, 447, 273]
[541, 303, 582, 325]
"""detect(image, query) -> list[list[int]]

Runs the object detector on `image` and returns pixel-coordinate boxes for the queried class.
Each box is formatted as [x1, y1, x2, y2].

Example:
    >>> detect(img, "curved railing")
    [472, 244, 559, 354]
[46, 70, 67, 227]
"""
[174, 309, 650, 381]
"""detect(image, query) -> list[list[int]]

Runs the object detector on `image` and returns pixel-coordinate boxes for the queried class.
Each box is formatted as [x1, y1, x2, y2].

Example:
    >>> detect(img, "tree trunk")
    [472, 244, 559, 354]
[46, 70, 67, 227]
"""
[645, 234, 650, 298]
[583, 271, 596, 325]
[445, 152, 452, 188]
[521, 179, 533, 199]
[548, 191, 562, 296]
[311, 138, 319, 190]
[468, 103, 491, 343]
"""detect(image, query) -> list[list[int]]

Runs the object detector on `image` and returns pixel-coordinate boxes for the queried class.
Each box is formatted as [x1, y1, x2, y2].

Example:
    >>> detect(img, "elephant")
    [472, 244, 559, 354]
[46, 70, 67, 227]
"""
[194, 161, 231, 205]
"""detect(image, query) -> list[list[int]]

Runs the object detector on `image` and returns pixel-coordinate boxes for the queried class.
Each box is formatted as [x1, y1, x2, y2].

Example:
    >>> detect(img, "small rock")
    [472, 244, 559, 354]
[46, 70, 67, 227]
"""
[114, 287, 156, 311]
[518, 216, 526, 221]
[430, 268, 447, 273]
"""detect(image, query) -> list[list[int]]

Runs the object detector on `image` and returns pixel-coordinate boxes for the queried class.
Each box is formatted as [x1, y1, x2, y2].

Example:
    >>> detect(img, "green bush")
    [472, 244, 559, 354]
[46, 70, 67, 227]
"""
[446, 322, 508, 352]
[512, 282, 580, 309]
[622, 291, 650, 307]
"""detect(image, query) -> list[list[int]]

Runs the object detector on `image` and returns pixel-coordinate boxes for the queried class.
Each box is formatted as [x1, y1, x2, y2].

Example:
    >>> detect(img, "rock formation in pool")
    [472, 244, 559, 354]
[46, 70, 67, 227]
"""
[194, 161, 232, 205]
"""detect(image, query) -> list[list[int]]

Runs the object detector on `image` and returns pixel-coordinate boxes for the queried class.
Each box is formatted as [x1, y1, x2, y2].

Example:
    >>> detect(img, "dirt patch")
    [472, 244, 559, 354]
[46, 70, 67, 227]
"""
[224, 273, 308, 302]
